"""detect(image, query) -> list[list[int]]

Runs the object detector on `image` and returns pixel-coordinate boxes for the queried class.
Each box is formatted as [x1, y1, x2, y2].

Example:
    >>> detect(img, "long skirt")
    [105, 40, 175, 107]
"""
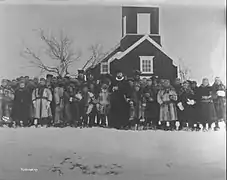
[159, 102, 178, 121]
[213, 98, 226, 120]
[198, 102, 217, 124]
[178, 105, 195, 124]
[109, 93, 130, 129]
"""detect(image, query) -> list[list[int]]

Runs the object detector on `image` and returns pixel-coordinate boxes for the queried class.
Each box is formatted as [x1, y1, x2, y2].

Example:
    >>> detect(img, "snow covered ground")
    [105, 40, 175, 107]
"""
[0, 124, 226, 180]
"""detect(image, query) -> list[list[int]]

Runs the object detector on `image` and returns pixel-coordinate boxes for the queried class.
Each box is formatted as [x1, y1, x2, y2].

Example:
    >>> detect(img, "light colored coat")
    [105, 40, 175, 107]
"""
[96, 91, 111, 115]
[157, 88, 178, 121]
[32, 87, 52, 119]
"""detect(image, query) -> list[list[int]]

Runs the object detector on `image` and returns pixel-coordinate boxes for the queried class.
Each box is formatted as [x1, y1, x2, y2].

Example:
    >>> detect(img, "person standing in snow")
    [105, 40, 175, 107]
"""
[63, 83, 76, 127]
[79, 83, 95, 127]
[177, 81, 197, 130]
[143, 78, 160, 130]
[128, 82, 145, 130]
[96, 83, 111, 127]
[109, 70, 130, 129]
[212, 77, 226, 130]
[32, 78, 52, 127]
[12, 81, 31, 127]
[157, 79, 178, 130]
[0, 79, 14, 126]
[87, 79, 98, 127]
[53, 79, 64, 126]
[197, 78, 217, 131]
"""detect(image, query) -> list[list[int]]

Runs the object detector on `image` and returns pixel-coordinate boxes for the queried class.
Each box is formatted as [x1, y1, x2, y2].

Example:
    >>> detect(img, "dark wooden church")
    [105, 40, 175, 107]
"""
[86, 6, 178, 81]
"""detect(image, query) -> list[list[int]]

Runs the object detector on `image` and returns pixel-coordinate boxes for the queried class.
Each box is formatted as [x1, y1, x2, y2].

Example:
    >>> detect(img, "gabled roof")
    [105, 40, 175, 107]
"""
[108, 35, 178, 66]
[102, 45, 121, 63]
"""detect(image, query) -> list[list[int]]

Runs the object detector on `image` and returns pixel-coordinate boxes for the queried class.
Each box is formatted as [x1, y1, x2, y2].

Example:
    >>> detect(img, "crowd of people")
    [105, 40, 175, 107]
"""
[0, 69, 226, 131]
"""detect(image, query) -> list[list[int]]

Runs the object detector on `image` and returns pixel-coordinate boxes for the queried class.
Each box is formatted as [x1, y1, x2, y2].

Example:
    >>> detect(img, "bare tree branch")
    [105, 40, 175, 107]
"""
[178, 58, 191, 82]
[82, 43, 107, 70]
[21, 29, 81, 77]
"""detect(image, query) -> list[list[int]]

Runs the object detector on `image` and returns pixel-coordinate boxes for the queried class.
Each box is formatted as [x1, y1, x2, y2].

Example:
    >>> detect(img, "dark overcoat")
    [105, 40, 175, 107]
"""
[109, 77, 130, 129]
[12, 88, 31, 124]
[212, 83, 226, 120]
[197, 85, 217, 124]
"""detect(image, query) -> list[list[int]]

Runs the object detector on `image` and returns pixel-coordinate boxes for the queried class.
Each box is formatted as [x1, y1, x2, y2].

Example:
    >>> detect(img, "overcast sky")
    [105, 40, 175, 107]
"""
[0, 0, 226, 84]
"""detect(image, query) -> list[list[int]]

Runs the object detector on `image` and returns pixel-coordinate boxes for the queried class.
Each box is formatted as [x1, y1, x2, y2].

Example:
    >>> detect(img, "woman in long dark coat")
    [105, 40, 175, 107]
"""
[197, 78, 217, 131]
[12, 81, 31, 127]
[212, 77, 226, 130]
[109, 70, 130, 129]
[177, 81, 197, 130]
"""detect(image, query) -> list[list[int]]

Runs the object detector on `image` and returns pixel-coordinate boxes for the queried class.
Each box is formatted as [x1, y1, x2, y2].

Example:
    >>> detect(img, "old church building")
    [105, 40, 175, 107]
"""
[86, 6, 178, 81]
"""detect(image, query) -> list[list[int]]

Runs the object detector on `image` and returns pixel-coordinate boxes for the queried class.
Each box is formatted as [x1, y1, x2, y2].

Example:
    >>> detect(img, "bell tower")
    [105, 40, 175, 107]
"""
[121, 6, 161, 49]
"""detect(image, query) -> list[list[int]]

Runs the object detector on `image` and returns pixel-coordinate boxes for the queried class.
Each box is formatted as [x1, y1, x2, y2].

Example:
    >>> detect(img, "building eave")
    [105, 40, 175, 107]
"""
[114, 34, 178, 66]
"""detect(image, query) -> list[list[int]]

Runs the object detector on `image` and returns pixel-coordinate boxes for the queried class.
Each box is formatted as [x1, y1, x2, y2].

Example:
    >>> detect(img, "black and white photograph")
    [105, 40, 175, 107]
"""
[0, 0, 226, 180]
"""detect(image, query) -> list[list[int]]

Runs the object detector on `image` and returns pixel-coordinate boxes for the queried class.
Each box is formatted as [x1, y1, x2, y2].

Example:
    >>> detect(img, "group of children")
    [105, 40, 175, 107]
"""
[0, 69, 226, 131]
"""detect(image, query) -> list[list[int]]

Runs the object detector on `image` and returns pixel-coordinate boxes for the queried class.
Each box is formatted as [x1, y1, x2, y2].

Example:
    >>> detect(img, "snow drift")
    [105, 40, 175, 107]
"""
[0, 127, 226, 180]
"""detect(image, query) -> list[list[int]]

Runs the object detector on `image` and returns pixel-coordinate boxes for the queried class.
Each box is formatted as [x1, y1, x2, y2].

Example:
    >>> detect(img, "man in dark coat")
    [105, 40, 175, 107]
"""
[12, 81, 31, 127]
[109, 70, 130, 129]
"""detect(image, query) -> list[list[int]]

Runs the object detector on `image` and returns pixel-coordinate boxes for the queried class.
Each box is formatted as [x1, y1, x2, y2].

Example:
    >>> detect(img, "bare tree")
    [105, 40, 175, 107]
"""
[82, 43, 108, 70]
[178, 58, 191, 82]
[21, 29, 81, 77]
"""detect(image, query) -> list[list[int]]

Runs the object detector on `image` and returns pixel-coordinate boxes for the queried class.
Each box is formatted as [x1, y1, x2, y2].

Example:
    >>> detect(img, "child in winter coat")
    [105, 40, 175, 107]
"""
[96, 83, 111, 127]
[79, 83, 95, 127]
[128, 82, 145, 130]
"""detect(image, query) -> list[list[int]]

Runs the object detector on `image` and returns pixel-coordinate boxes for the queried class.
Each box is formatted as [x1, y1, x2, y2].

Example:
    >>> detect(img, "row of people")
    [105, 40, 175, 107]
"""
[0, 70, 226, 131]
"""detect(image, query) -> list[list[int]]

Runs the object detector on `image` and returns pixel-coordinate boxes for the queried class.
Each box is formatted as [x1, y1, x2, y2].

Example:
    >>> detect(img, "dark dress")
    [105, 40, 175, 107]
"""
[12, 88, 31, 126]
[143, 85, 160, 126]
[212, 83, 226, 120]
[197, 85, 217, 125]
[109, 77, 130, 129]
[178, 88, 197, 127]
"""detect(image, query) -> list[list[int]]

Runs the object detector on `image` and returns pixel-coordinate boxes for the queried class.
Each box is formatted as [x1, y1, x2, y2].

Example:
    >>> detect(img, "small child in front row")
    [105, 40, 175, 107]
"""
[96, 83, 111, 127]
